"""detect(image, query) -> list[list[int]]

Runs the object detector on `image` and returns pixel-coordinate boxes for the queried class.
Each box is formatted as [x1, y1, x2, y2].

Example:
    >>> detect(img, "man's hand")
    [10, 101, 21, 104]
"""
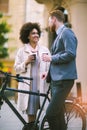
[42, 53, 51, 62]
[41, 72, 48, 80]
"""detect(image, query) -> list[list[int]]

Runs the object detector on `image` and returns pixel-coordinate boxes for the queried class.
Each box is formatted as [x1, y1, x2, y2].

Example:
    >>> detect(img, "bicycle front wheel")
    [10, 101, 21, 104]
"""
[40, 100, 86, 130]
[65, 100, 86, 130]
[40, 116, 50, 130]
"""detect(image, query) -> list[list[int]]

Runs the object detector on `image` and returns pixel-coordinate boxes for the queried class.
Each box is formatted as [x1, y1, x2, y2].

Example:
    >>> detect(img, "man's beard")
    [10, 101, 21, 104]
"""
[50, 24, 56, 32]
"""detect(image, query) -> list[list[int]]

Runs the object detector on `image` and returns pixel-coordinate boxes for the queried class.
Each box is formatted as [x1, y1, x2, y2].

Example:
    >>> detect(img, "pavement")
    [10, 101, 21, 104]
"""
[0, 99, 28, 130]
[0, 98, 87, 130]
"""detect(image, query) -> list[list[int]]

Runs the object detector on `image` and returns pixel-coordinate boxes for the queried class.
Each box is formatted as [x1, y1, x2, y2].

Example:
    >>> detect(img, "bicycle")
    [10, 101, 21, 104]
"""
[0, 70, 86, 130]
[40, 99, 86, 130]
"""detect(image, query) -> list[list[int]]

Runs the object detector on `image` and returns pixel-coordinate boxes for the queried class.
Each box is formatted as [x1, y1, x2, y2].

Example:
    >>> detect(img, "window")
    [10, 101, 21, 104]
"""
[0, 0, 9, 13]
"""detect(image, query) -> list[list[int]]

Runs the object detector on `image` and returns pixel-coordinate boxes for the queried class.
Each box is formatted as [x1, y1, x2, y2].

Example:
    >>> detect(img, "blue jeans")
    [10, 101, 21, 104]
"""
[46, 80, 74, 130]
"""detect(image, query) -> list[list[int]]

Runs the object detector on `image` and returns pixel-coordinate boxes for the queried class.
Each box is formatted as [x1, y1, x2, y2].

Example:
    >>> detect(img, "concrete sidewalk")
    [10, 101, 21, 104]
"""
[0, 100, 28, 130]
[0, 99, 87, 130]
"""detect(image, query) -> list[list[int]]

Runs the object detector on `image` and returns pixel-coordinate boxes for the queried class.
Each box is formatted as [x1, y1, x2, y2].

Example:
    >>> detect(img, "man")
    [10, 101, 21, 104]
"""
[42, 10, 78, 130]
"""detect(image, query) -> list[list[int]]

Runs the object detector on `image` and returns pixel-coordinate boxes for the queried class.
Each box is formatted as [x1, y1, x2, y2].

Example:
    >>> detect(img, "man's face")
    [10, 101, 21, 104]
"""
[48, 16, 56, 32]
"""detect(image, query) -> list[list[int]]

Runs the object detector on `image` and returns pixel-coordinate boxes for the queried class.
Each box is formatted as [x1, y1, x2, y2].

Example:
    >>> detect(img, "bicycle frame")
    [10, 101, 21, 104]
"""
[0, 71, 50, 128]
[1, 71, 86, 130]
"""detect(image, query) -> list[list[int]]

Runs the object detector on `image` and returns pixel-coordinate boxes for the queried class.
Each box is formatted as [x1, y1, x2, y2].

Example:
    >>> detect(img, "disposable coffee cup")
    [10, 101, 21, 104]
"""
[32, 54, 36, 60]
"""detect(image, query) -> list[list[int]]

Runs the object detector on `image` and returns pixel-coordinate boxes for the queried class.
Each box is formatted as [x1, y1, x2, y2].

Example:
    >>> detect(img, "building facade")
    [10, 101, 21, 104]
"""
[0, 0, 87, 101]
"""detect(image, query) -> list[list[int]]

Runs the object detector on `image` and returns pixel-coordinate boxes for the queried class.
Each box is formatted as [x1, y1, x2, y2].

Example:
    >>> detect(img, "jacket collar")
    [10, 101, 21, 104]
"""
[24, 44, 40, 53]
[56, 25, 65, 36]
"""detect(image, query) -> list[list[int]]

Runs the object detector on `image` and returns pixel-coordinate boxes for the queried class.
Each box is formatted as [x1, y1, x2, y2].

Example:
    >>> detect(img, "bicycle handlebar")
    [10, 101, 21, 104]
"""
[0, 70, 33, 81]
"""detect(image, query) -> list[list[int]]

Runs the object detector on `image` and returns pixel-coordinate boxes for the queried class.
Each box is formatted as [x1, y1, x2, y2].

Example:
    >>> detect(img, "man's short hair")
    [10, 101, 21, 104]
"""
[49, 10, 65, 22]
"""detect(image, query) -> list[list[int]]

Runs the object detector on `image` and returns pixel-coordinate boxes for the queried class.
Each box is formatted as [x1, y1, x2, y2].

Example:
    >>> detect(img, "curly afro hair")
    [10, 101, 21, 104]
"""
[19, 22, 41, 44]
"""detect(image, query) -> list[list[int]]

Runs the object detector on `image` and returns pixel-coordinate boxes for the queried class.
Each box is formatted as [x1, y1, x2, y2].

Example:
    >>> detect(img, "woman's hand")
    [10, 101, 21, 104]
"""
[25, 55, 35, 66]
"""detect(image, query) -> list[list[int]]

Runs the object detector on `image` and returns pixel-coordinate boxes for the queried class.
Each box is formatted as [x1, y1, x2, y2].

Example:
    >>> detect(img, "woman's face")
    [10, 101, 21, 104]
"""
[29, 28, 40, 44]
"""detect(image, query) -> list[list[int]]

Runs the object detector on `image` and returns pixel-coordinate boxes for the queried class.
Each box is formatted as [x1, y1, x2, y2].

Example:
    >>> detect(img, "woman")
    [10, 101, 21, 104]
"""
[14, 22, 50, 123]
